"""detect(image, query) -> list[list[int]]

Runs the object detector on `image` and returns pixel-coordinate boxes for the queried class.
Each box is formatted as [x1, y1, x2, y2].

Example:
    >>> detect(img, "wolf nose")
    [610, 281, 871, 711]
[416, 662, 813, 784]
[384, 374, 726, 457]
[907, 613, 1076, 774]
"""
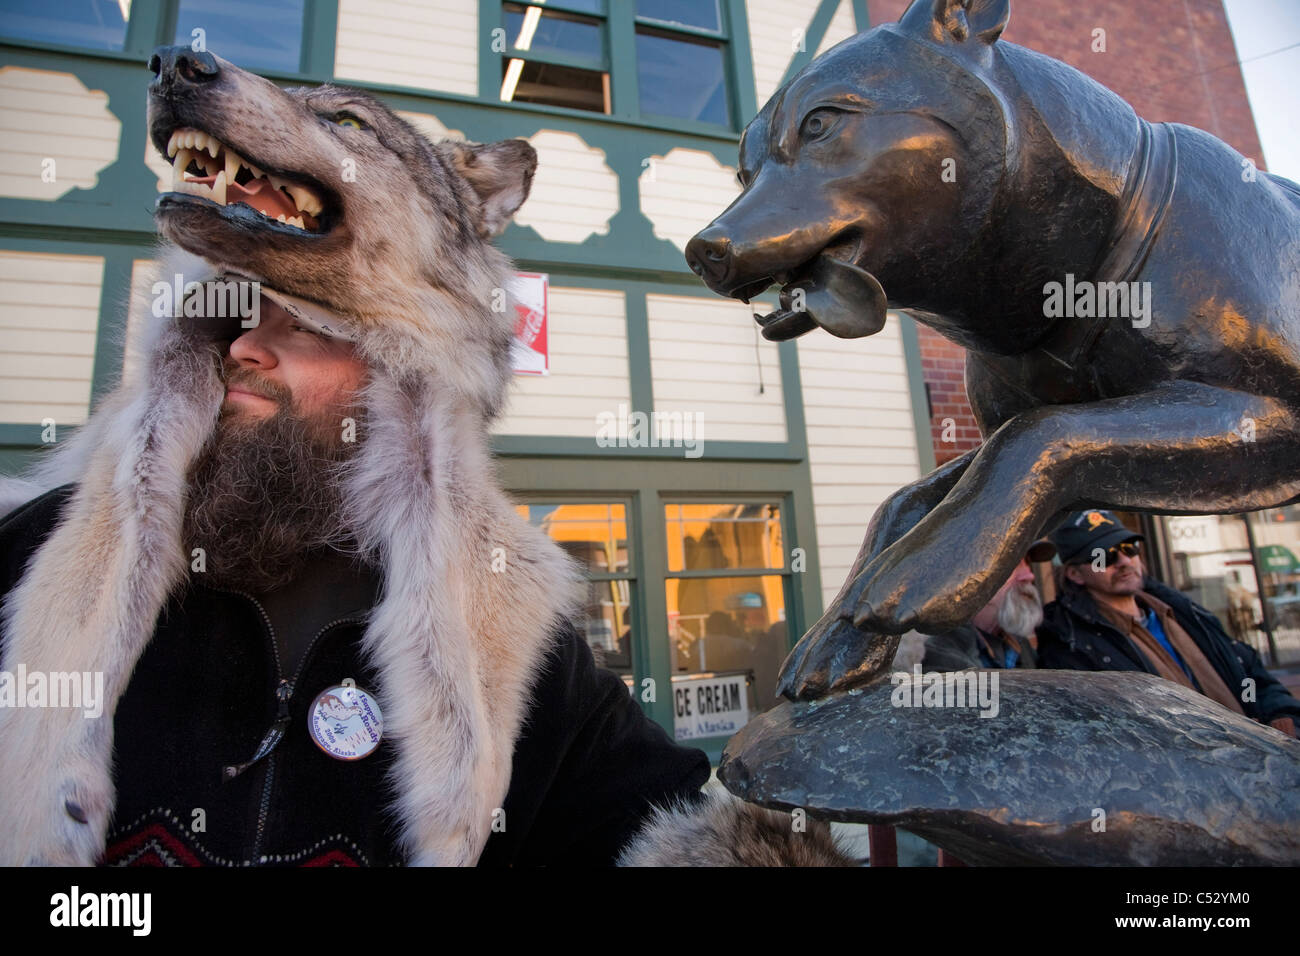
[685, 228, 733, 284]
[148, 44, 220, 91]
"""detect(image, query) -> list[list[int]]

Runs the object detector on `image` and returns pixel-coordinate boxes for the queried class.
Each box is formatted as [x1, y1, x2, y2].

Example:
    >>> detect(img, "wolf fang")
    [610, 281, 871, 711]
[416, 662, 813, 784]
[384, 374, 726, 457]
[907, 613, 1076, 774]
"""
[1042, 274, 1151, 328]
[49, 886, 151, 936]
[890, 665, 1000, 718]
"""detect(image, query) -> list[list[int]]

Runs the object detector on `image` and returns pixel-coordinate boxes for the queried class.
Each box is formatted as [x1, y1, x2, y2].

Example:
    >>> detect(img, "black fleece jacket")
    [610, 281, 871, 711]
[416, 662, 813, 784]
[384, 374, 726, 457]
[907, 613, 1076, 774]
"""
[1039, 577, 1300, 728]
[0, 485, 710, 866]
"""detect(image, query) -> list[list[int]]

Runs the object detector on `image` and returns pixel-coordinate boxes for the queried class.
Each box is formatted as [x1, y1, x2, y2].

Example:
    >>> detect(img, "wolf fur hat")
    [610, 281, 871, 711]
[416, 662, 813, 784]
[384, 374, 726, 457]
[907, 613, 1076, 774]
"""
[0, 50, 588, 866]
[0, 50, 854, 868]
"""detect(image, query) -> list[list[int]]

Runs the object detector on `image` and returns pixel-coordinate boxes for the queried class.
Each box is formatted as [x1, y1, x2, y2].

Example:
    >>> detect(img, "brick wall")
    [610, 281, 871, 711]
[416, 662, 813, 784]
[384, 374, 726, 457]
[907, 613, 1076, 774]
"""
[866, 0, 1262, 467]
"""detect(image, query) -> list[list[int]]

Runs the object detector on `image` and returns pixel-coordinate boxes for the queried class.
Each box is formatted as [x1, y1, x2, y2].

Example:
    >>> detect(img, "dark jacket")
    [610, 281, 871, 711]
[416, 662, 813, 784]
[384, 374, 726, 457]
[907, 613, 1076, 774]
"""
[0, 486, 710, 866]
[1039, 577, 1300, 727]
[922, 624, 1038, 671]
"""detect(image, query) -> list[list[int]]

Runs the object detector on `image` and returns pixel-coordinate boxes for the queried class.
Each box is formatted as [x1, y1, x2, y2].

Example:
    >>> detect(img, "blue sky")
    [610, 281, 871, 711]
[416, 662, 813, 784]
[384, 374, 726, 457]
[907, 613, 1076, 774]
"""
[1223, 0, 1300, 182]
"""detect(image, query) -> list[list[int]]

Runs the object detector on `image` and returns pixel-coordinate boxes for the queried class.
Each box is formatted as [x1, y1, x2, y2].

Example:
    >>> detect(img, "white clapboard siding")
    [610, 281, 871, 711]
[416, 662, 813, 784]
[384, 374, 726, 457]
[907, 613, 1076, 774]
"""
[333, 0, 478, 95]
[798, 314, 921, 607]
[120, 258, 162, 385]
[646, 293, 785, 444]
[0, 67, 120, 200]
[0, 250, 103, 425]
[816, 0, 859, 56]
[746, 0, 819, 106]
[639, 148, 740, 253]
[493, 287, 630, 437]
[514, 130, 619, 243]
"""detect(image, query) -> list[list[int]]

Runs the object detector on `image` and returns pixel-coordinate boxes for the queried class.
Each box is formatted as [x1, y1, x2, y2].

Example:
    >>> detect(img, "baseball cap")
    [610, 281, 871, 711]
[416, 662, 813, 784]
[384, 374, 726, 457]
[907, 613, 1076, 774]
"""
[1050, 510, 1144, 565]
[1025, 539, 1057, 563]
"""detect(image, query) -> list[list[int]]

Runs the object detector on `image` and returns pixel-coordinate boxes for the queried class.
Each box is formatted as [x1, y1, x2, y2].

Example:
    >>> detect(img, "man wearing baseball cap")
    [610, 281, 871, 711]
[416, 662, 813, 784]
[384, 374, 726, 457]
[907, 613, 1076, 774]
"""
[1039, 510, 1300, 738]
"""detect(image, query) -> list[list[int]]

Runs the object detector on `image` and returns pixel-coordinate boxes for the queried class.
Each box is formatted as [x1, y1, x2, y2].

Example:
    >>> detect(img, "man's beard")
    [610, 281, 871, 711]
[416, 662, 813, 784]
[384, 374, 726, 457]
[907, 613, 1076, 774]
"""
[997, 581, 1044, 638]
[182, 369, 361, 593]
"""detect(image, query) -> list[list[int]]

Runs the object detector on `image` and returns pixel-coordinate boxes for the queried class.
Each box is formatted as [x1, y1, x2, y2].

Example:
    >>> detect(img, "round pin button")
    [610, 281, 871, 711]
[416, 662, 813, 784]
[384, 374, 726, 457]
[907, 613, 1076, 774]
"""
[308, 684, 384, 761]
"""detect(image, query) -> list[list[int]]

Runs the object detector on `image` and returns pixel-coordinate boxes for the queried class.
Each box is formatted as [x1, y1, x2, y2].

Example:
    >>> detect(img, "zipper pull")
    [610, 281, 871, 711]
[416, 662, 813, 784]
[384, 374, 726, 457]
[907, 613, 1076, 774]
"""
[223, 679, 294, 782]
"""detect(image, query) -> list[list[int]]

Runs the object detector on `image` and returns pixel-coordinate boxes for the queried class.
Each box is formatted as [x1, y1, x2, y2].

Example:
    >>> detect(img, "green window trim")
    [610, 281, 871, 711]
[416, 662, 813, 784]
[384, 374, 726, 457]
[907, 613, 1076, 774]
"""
[499, 457, 822, 760]
[479, 0, 757, 133]
[0, 1, 338, 81]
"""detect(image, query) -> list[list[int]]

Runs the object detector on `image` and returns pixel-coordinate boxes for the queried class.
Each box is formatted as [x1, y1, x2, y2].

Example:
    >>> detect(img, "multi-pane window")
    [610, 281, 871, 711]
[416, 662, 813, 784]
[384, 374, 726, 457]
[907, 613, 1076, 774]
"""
[664, 502, 789, 712]
[497, 0, 734, 127]
[173, 0, 306, 73]
[516, 501, 635, 676]
[0, 0, 129, 50]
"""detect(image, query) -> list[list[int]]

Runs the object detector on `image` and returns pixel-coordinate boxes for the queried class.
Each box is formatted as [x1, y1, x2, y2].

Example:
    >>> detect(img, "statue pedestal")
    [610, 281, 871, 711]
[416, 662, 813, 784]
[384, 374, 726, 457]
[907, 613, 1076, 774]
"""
[718, 670, 1300, 865]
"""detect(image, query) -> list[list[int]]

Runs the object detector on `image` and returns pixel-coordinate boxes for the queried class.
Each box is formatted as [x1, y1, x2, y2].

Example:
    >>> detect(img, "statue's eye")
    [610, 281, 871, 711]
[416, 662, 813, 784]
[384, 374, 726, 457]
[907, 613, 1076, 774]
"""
[334, 113, 365, 130]
[800, 108, 841, 141]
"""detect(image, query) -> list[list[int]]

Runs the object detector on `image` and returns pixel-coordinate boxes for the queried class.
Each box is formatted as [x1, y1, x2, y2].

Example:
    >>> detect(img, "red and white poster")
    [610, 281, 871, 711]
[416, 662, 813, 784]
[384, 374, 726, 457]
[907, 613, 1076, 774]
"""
[510, 272, 548, 375]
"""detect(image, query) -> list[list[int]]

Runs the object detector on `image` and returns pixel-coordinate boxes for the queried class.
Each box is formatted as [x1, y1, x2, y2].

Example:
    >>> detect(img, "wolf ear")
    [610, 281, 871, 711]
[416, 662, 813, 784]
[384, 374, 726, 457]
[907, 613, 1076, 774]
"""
[899, 0, 1009, 48]
[448, 139, 538, 238]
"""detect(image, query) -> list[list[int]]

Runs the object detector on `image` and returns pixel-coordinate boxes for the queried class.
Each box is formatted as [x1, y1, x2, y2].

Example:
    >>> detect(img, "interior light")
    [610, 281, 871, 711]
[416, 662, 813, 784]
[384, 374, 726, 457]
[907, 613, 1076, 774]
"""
[500, 58, 525, 102]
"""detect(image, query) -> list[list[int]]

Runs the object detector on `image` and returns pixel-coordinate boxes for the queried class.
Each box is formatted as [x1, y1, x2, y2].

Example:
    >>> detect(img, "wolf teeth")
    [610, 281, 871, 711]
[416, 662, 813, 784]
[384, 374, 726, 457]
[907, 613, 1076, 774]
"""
[286, 185, 321, 217]
[163, 127, 325, 228]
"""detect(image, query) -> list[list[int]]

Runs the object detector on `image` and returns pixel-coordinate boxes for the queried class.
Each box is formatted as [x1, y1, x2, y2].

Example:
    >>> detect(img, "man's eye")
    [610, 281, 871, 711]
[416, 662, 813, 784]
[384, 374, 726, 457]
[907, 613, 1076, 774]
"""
[800, 108, 842, 141]
[333, 113, 366, 130]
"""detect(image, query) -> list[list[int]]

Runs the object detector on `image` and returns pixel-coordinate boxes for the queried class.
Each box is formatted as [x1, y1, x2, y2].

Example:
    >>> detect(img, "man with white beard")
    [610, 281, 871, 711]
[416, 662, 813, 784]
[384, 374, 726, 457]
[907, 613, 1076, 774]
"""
[907, 539, 1056, 671]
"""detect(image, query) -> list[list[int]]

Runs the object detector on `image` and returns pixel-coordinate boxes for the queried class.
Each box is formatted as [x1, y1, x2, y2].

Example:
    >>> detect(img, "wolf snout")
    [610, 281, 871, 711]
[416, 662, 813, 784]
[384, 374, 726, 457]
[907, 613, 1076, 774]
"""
[684, 226, 734, 288]
[149, 44, 220, 94]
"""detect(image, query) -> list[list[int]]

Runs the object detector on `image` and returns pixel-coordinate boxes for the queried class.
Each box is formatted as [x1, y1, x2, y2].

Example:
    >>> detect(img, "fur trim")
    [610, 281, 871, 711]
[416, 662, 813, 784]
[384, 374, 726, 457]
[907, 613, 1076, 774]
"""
[0, 252, 581, 866]
[617, 791, 858, 867]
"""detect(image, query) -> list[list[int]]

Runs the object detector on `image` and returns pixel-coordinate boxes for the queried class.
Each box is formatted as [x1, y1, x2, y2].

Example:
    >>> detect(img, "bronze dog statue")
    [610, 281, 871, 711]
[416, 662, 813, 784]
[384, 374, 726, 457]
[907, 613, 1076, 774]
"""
[687, 0, 1300, 701]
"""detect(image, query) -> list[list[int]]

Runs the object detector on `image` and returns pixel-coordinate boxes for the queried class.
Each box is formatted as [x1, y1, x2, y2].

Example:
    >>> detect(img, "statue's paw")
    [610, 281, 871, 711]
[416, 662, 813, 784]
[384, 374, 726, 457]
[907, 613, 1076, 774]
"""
[851, 552, 926, 633]
[777, 614, 901, 701]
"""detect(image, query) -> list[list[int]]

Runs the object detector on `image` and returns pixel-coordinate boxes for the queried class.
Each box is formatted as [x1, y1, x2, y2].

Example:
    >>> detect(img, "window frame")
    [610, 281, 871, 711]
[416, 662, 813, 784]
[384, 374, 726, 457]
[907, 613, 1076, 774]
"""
[660, 492, 797, 750]
[0, 0, 338, 82]
[483, 0, 746, 133]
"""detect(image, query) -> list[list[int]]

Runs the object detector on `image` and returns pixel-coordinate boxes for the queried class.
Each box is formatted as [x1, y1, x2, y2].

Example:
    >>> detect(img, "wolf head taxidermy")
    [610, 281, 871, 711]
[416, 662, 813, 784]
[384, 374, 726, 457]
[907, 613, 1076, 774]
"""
[0, 46, 586, 866]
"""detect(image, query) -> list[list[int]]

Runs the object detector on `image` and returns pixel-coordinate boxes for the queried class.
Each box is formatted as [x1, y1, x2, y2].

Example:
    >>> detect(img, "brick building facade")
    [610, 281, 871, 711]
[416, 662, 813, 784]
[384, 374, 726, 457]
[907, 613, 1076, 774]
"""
[868, 0, 1265, 465]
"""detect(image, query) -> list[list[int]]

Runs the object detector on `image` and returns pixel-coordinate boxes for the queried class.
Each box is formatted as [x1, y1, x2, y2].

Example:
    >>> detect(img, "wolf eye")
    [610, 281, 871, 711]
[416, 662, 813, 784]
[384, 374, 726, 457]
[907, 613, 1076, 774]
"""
[800, 108, 842, 141]
[333, 113, 366, 130]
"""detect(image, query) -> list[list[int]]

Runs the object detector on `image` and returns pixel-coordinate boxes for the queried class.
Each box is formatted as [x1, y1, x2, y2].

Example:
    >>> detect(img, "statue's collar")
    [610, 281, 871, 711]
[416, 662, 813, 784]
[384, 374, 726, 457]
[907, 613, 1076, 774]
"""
[1091, 120, 1179, 285]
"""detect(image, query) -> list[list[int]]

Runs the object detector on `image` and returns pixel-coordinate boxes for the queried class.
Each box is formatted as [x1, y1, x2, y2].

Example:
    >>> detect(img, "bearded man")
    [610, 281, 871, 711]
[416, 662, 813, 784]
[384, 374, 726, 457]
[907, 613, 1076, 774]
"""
[0, 47, 853, 867]
[905, 539, 1055, 672]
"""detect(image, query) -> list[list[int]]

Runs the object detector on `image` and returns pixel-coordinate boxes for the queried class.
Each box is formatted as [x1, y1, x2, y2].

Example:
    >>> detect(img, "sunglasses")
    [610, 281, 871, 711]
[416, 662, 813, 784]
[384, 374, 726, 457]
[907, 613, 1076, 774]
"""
[1074, 540, 1142, 568]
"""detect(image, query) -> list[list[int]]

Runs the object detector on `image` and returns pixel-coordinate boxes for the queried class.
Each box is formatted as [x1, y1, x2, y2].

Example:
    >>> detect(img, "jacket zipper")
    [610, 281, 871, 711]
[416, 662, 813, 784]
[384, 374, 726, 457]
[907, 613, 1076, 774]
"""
[200, 581, 364, 862]
[250, 612, 367, 861]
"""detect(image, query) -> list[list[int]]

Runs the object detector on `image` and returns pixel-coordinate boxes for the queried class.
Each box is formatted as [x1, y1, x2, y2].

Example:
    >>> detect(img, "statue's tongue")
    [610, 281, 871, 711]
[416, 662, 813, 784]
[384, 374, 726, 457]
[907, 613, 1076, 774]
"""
[756, 255, 888, 341]
[795, 256, 888, 338]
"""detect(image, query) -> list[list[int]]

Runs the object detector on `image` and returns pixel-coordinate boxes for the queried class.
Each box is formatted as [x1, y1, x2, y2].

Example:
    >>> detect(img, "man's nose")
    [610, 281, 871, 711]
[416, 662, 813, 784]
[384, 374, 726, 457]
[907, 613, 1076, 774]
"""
[148, 45, 220, 96]
[1011, 559, 1035, 584]
[228, 328, 277, 368]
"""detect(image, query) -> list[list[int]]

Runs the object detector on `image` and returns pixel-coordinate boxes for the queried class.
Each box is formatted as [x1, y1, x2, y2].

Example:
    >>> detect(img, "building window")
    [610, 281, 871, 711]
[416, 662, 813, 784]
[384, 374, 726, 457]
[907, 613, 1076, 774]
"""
[496, 0, 734, 127]
[173, 0, 306, 74]
[634, 0, 730, 126]
[0, 0, 129, 51]
[516, 501, 635, 676]
[664, 502, 789, 714]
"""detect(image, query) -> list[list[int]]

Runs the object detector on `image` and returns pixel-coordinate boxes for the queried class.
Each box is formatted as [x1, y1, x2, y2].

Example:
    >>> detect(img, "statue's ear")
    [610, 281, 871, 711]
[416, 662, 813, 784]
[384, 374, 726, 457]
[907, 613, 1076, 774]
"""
[899, 0, 1010, 48]
[447, 138, 537, 238]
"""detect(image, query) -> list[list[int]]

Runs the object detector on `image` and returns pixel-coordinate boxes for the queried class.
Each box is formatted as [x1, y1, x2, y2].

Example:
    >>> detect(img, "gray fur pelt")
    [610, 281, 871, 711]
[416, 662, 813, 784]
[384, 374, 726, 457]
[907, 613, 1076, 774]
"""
[618, 791, 858, 866]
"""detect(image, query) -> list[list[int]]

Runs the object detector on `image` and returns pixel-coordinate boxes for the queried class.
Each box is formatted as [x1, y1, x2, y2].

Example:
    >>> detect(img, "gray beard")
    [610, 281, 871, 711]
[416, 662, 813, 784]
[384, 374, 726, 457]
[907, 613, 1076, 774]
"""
[997, 582, 1044, 639]
[182, 408, 359, 593]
